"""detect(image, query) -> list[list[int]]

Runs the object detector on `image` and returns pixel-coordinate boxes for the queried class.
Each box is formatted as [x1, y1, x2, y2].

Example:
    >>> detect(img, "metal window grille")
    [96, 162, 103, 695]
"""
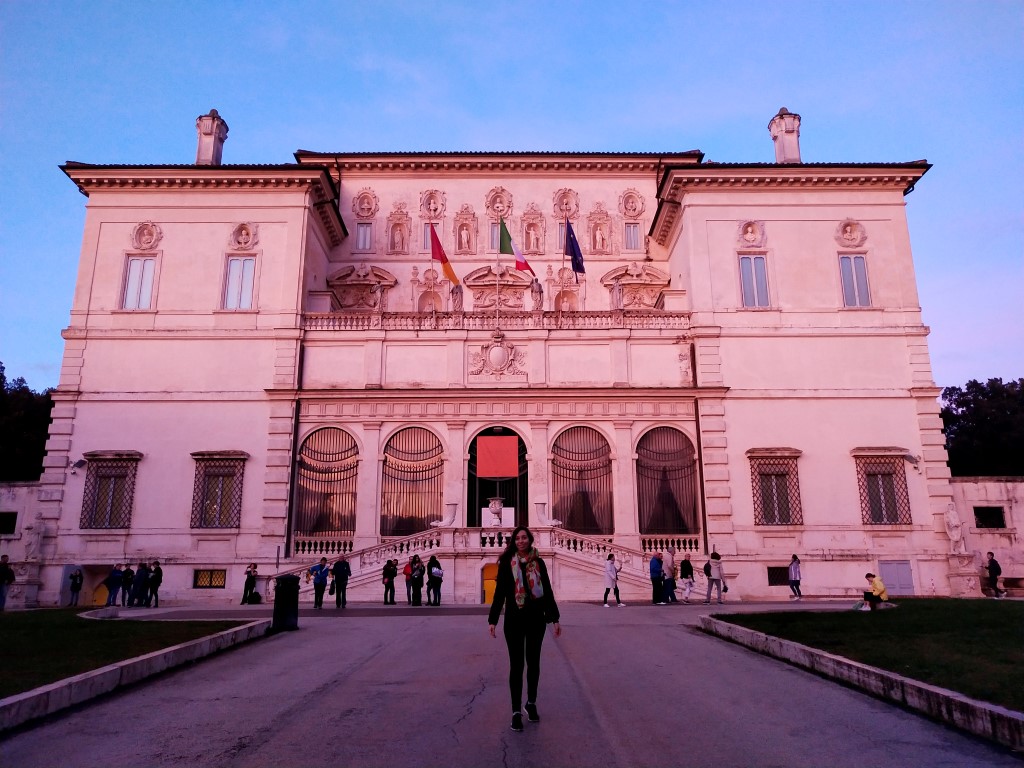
[380, 427, 443, 536]
[294, 428, 359, 537]
[193, 569, 227, 589]
[855, 457, 911, 525]
[636, 427, 698, 535]
[749, 457, 803, 525]
[551, 427, 614, 535]
[80, 459, 138, 529]
[766, 566, 790, 586]
[190, 459, 245, 528]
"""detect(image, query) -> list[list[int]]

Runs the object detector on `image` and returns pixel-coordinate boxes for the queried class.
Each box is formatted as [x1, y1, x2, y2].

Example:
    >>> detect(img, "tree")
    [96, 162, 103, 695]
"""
[0, 361, 54, 482]
[940, 378, 1024, 477]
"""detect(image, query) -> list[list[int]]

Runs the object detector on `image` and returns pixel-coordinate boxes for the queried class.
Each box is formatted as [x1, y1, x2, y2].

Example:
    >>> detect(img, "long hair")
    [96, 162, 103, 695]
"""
[499, 525, 534, 565]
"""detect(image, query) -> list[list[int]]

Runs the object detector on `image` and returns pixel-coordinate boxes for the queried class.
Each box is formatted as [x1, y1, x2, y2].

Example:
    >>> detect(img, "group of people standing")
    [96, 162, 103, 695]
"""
[379, 554, 445, 606]
[102, 561, 163, 607]
[644, 548, 701, 605]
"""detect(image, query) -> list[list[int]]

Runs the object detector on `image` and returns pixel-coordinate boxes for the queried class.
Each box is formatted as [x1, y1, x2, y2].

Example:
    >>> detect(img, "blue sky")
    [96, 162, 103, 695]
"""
[1, 1, 1021, 391]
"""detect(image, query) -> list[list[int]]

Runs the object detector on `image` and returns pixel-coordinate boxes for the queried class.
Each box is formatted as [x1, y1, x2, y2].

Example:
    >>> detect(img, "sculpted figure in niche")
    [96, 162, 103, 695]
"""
[842, 223, 859, 243]
[528, 225, 540, 251]
[945, 504, 967, 555]
[530, 278, 544, 311]
[742, 223, 758, 243]
[370, 281, 389, 312]
[451, 283, 464, 313]
[610, 278, 624, 310]
[428, 196, 440, 217]
[459, 225, 470, 250]
[625, 197, 638, 216]
[138, 224, 156, 248]
[393, 226, 405, 251]
[594, 226, 606, 251]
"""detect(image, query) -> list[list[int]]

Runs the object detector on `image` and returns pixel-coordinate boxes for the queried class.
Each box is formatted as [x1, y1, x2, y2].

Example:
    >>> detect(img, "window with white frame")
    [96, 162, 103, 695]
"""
[839, 253, 871, 307]
[739, 254, 770, 307]
[489, 221, 500, 250]
[123, 256, 156, 310]
[80, 454, 141, 529]
[748, 452, 803, 525]
[557, 222, 566, 250]
[355, 222, 373, 251]
[423, 222, 437, 250]
[190, 452, 247, 528]
[855, 455, 911, 524]
[624, 222, 641, 251]
[224, 256, 256, 310]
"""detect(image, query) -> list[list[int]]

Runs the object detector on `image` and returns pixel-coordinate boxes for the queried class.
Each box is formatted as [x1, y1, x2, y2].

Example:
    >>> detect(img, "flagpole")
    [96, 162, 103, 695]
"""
[495, 218, 501, 331]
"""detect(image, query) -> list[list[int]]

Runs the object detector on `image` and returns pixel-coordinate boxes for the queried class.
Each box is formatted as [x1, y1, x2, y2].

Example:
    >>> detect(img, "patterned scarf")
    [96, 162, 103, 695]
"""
[512, 548, 545, 608]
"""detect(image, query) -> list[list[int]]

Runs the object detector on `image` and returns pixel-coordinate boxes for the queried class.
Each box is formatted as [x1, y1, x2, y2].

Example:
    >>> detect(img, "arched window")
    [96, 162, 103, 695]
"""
[551, 427, 613, 535]
[294, 428, 359, 536]
[381, 427, 444, 536]
[636, 427, 698, 534]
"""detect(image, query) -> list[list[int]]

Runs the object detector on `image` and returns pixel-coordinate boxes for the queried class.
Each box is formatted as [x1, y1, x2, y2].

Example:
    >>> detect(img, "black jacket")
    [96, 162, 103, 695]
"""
[488, 556, 559, 626]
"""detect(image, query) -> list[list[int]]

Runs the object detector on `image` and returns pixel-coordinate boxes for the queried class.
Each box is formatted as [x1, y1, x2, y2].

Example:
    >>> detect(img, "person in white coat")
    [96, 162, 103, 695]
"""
[602, 553, 625, 607]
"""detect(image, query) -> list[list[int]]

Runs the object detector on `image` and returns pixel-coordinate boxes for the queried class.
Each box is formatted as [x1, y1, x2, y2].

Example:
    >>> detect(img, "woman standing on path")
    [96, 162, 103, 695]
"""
[241, 563, 258, 605]
[409, 555, 426, 606]
[382, 559, 397, 604]
[602, 553, 625, 606]
[788, 555, 802, 600]
[488, 526, 561, 733]
[68, 569, 83, 606]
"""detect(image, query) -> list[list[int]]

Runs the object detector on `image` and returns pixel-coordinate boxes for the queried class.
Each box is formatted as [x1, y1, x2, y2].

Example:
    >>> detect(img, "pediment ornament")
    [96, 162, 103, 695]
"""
[836, 219, 867, 248]
[131, 221, 162, 250]
[469, 330, 527, 379]
[737, 220, 767, 248]
[420, 190, 446, 220]
[600, 263, 669, 309]
[326, 264, 398, 311]
[464, 265, 532, 310]
[410, 266, 452, 312]
[229, 222, 258, 250]
[545, 265, 586, 311]
[352, 189, 379, 219]
[553, 188, 580, 220]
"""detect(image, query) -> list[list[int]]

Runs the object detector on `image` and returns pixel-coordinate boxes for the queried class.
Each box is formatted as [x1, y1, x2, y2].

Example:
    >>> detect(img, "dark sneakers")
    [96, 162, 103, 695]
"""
[510, 712, 524, 732]
[525, 702, 540, 722]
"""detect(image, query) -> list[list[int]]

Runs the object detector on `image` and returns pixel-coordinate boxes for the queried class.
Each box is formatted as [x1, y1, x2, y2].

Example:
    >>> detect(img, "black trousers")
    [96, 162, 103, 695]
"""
[603, 587, 621, 604]
[383, 581, 395, 604]
[502, 605, 547, 712]
[335, 581, 348, 608]
[651, 577, 663, 604]
[313, 583, 326, 608]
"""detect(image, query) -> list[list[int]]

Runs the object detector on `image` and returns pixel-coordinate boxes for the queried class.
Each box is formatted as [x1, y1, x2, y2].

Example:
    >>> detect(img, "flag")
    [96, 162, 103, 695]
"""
[499, 218, 534, 274]
[429, 224, 459, 285]
[564, 218, 585, 280]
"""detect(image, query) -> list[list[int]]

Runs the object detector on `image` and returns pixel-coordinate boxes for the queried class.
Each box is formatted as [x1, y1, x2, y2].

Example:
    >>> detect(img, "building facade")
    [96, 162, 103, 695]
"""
[6, 107, 1009, 607]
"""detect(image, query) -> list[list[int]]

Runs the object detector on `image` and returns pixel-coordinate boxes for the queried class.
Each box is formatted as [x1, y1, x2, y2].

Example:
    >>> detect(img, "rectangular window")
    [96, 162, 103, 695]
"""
[123, 256, 155, 310]
[739, 255, 769, 307]
[224, 256, 256, 310]
[423, 223, 436, 250]
[80, 459, 139, 529]
[624, 223, 641, 250]
[557, 222, 566, 249]
[840, 254, 870, 307]
[766, 566, 790, 586]
[0, 511, 17, 535]
[193, 569, 227, 589]
[749, 456, 802, 525]
[973, 506, 1006, 529]
[489, 222, 500, 250]
[855, 456, 911, 524]
[191, 458, 245, 528]
[356, 222, 373, 251]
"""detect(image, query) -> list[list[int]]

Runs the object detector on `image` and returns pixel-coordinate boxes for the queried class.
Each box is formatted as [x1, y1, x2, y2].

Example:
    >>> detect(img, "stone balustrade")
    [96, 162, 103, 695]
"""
[303, 310, 692, 332]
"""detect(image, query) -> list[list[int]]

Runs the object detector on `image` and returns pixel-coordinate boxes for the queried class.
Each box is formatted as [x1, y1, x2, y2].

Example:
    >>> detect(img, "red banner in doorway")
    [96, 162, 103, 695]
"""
[476, 436, 519, 478]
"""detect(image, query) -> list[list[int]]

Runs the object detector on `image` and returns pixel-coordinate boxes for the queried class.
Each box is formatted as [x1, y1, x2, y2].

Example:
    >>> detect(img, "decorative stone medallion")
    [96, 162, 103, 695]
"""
[229, 222, 258, 250]
[737, 220, 766, 248]
[352, 188, 379, 219]
[420, 189, 446, 220]
[469, 330, 527, 380]
[619, 189, 645, 219]
[131, 221, 162, 250]
[485, 187, 513, 220]
[835, 219, 867, 248]
[553, 188, 580, 220]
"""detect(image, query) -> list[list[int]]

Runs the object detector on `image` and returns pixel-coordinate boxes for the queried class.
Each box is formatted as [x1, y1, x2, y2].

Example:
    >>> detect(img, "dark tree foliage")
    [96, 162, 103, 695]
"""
[0, 362, 54, 482]
[940, 378, 1024, 477]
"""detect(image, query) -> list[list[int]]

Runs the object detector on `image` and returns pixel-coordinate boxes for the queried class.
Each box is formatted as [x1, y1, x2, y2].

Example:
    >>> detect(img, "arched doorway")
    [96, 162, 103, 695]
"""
[551, 426, 614, 535]
[380, 427, 444, 536]
[467, 427, 528, 527]
[636, 427, 698, 534]
[293, 427, 359, 537]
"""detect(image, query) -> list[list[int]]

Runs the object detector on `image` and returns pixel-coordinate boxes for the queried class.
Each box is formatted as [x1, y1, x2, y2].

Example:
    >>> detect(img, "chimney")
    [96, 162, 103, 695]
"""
[195, 109, 229, 166]
[768, 107, 801, 164]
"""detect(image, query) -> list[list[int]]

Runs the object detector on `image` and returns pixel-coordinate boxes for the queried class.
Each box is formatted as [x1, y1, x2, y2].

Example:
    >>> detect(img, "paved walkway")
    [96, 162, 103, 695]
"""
[1, 601, 1018, 767]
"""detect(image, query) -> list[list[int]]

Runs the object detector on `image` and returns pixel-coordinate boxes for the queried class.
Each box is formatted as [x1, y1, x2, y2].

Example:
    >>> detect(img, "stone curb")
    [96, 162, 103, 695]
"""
[0, 618, 272, 733]
[698, 615, 1023, 752]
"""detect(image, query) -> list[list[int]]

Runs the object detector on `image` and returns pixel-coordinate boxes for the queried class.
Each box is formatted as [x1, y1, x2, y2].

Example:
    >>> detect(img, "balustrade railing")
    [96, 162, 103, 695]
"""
[303, 310, 691, 332]
[639, 535, 702, 554]
[292, 536, 354, 557]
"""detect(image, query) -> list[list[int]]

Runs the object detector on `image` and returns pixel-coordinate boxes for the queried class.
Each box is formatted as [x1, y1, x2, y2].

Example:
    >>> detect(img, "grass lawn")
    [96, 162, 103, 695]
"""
[0, 609, 246, 699]
[721, 598, 1024, 712]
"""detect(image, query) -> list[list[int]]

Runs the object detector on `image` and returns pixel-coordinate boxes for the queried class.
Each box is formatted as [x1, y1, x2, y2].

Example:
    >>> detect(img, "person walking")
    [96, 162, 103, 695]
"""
[788, 555, 803, 600]
[662, 547, 679, 603]
[704, 552, 726, 604]
[382, 559, 398, 604]
[602, 553, 625, 606]
[332, 555, 351, 609]
[649, 553, 665, 605]
[120, 563, 134, 607]
[68, 569, 84, 606]
[488, 525, 561, 733]
[0, 554, 14, 611]
[986, 552, 1006, 598]
[147, 560, 163, 607]
[308, 557, 330, 609]
[679, 553, 695, 603]
[426, 556, 444, 606]
[241, 563, 258, 605]
[409, 555, 426, 606]
[103, 564, 123, 606]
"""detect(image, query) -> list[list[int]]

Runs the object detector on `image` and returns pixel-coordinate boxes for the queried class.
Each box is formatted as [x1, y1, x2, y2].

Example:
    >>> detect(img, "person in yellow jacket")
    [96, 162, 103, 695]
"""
[862, 572, 889, 611]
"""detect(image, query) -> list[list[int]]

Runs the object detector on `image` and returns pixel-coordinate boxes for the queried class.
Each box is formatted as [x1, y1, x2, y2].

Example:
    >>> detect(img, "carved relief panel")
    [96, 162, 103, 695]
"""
[463, 265, 532, 311]
[587, 203, 613, 254]
[553, 188, 580, 220]
[468, 330, 528, 383]
[326, 264, 398, 311]
[546, 265, 586, 311]
[386, 204, 411, 255]
[453, 204, 478, 255]
[521, 203, 546, 254]
[131, 221, 162, 250]
[600, 263, 670, 310]
[835, 218, 867, 248]
[410, 266, 451, 312]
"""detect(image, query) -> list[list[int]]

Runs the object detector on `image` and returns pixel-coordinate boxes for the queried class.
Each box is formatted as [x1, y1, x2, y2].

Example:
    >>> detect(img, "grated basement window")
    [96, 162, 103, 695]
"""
[193, 569, 227, 589]
[767, 566, 790, 586]
[973, 506, 1006, 529]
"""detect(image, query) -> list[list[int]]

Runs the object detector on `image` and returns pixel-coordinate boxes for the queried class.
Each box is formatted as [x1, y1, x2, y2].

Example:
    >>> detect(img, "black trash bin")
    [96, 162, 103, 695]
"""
[272, 574, 300, 631]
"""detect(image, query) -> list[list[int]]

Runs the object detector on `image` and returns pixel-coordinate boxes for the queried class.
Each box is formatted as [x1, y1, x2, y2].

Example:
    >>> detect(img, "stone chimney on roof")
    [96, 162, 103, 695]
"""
[195, 109, 229, 166]
[768, 107, 801, 163]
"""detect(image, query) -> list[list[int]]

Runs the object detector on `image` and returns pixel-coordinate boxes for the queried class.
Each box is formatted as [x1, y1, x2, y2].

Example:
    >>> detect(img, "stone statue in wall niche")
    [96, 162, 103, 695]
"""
[459, 225, 470, 251]
[451, 283, 464, 313]
[530, 278, 544, 311]
[610, 278, 624, 310]
[945, 504, 967, 555]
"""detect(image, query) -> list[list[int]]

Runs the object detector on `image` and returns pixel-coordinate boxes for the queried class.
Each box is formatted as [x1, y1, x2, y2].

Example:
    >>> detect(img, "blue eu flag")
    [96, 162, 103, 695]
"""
[564, 219, 585, 281]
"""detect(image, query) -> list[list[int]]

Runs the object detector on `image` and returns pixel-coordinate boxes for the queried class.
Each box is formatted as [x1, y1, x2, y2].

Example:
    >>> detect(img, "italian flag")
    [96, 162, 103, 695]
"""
[429, 224, 459, 285]
[499, 219, 534, 275]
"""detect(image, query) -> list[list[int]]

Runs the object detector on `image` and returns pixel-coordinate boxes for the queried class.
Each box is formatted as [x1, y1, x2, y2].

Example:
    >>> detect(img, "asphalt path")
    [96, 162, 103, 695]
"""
[1, 602, 1018, 768]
